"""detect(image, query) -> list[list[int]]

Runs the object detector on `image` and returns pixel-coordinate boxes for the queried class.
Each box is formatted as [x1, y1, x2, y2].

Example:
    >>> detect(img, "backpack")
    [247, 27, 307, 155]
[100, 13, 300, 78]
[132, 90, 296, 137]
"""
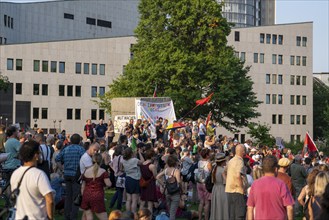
[205, 165, 216, 193]
[195, 162, 208, 183]
[165, 168, 180, 195]
[182, 162, 197, 183]
[37, 145, 51, 179]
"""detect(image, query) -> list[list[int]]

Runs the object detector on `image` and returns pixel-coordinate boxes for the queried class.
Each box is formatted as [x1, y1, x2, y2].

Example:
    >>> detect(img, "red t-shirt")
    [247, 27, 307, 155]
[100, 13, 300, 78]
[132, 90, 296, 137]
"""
[247, 176, 294, 220]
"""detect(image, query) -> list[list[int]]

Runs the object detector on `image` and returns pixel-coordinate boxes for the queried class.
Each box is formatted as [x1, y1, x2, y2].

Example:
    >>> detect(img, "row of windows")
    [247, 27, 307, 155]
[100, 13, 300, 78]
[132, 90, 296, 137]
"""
[272, 114, 307, 125]
[260, 33, 283, 45]
[4, 15, 13, 29]
[290, 75, 307, 85]
[0, 37, 7, 45]
[7, 59, 106, 76]
[265, 74, 283, 85]
[33, 108, 105, 120]
[290, 56, 307, 66]
[272, 54, 283, 65]
[265, 94, 307, 105]
[296, 36, 307, 47]
[291, 135, 302, 143]
[75, 63, 105, 75]
[15, 83, 105, 98]
[86, 17, 112, 28]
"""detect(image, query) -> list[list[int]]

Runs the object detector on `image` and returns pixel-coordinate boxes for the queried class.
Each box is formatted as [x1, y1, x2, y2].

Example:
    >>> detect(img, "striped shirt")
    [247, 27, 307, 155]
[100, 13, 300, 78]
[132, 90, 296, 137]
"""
[55, 144, 85, 177]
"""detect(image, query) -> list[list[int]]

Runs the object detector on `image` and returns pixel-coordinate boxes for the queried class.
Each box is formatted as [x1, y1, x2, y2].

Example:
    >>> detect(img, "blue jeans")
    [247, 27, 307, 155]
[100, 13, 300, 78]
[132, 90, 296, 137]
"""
[110, 177, 124, 210]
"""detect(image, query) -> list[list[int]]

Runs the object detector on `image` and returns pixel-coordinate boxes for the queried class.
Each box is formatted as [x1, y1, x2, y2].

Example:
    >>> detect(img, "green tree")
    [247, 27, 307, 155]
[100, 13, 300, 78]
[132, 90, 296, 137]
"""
[100, 0, 260, 131]
[0, 73, 10, 91]
[247, 122, 275, 147]
[313, 77, 329, 142]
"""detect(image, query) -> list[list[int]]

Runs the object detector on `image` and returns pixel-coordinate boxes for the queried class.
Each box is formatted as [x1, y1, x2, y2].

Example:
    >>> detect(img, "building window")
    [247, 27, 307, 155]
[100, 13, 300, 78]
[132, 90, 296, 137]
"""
[34, 60, 40, 71]
[240, 52, 245, 62]
[302, 115, 307, 125]
[296, 95, 301, 105]
[75, 62, 81, 74]
[278, 75, 283, 84]
[272, 54, 277, 64]
[260, 33, 264, 43]
[91, 109, 97, 120]
[278, 114, 283, 124]
[266, 94, 270, 104]
[75, 109, 81, 120]
[67, 85, 73, 97]
[290, 56, 295, 65]
[234, 31, 240, 41]
[302, 37, 307, 47]
[278, 55, 283, 64]
[7, 58, 13, 70]
[84, 63, 89, 74]
[92, 64, 97, 75]
[272, 94, 277, 104]
[99, 87, 105, 96]
[42, 84, 48, 96]
[272, 114, 277, 124]
[266, 34, 271, 44]
[290, 95, 295, 105]
[302, 96, 307, 105]
[290, 115, 295, 125]
[278, 35, 283, 45]
[296, 56, 301, 66]
[41, 108, 48, 119]
[296, 115, 301, 124]
[296, 135, 301, 142]
[4, 15, 7, 27]
[296, 36, 301, 46]
[67, 109, 73, 120]
[75, 86, 81, 97]
[296, 76, 301, 85]
[33, 84, 40, 95]
[86, 17, 96, 25]
[234, 51, 239, 58]
[50, 61, 56, 73]
[59, 85, 65, 96]
[99, 109, 105, 120]
[42, 61, 48, 72]
[272, 74, 277, 84]
[10, 17, 13, 29]
[260, 53, 264, 63]
[33, 108, 39, 119]
[302, 76, 307, 86]
[16, 59, 23, 71]
[302, 56, 307, 66]
[290, 75, 295, 85]
[290, 135, 295, 143]
[97, 19, 112, 28]
[278, 94, 283, 104]
[91, 86, 97, 97]
[266, 74, 271, 84]
[100, 64, 105, 75]
[16, 83, 22, 95]
[272, 34, 277, 44]
[64, 13, 74, 20]
[59, 62, 65, 73]
[253, 53, 258, 63]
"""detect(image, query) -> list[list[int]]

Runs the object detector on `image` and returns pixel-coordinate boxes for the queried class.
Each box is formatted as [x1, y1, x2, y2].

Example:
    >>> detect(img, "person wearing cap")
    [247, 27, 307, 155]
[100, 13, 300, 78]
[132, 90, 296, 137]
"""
[210, 153, 229, 220]
[277, 158, 294, 196]
[247, 155, 294, 220]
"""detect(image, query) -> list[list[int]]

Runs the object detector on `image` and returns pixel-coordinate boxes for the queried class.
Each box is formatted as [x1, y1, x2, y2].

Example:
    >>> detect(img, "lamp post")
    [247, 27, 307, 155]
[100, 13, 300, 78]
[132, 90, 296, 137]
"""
[53, 120, 56, 129]
[34, 119, 38, 130]
[58, 120, 62, 131]
[0, 116, 2, 125]
[5, 118, 8, 128]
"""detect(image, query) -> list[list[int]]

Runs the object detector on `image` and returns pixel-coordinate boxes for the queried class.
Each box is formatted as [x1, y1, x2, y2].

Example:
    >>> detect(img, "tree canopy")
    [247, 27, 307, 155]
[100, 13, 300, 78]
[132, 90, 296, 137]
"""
[100, 0, 260, 131]
[0, 74, 10, 91]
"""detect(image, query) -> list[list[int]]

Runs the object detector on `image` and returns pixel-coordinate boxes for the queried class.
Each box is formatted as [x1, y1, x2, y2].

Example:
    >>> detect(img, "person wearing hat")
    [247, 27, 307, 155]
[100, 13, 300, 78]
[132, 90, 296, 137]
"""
[277, 158, 294, 196]
[210, 153, 229, 220]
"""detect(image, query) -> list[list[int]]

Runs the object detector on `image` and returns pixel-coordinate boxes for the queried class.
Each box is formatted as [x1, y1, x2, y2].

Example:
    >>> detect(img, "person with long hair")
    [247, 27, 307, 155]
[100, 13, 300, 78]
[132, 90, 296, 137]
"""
[81, 153, 112, 220]
[316, 183, 329, 220]
[298, 168, 320, 207]
[106, 119, 115, 146]
[210, 153, 229, 220]
[309, 172, 329, 220]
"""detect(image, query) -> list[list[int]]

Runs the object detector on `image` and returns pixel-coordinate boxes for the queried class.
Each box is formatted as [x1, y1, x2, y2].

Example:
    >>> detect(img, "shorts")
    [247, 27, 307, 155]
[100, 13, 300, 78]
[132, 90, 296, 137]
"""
[197, 183, 211, 201]
[125, 176, 140, 194]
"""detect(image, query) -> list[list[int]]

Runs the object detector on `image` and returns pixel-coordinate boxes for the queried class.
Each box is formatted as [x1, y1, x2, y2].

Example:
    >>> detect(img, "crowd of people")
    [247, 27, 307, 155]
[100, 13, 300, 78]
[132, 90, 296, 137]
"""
[1, 117, 329, 220]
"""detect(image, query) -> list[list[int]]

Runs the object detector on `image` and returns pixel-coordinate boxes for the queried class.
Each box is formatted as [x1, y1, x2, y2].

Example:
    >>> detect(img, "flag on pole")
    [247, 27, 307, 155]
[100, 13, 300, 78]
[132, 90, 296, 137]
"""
[153, 85, 157, 97]
[196, 92, 214, 106]
[303, 132, 318, 156]
[205, 111, 212, 126]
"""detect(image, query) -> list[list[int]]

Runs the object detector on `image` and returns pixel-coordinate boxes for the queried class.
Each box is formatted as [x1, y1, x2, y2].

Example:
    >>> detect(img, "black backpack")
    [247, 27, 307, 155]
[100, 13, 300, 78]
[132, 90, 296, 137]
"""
[37, 145, 51, 179]
[165, 169, 180, 195]
[205, 165, 216, 193]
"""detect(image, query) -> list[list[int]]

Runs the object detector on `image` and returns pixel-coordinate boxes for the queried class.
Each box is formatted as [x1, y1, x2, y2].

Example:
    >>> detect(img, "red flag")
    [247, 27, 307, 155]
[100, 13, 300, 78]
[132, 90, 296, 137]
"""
[205, 111, 212, 126]
[153, 85, 157, 97]
[303, 132, 318, 155]
[196, 92, 214, 106]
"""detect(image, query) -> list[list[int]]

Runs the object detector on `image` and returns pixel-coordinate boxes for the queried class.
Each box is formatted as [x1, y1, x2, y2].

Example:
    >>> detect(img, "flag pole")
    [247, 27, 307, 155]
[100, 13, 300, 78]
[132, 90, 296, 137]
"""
[307, 132, 320, 154]
[180, 104, 201, 120]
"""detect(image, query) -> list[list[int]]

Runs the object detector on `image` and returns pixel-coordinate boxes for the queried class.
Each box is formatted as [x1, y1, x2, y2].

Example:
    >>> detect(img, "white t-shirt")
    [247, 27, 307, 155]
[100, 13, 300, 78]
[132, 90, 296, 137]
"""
[10, 166, 54, 220]
[80, 152, 92, 173]
[198, 123, 206, 135]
